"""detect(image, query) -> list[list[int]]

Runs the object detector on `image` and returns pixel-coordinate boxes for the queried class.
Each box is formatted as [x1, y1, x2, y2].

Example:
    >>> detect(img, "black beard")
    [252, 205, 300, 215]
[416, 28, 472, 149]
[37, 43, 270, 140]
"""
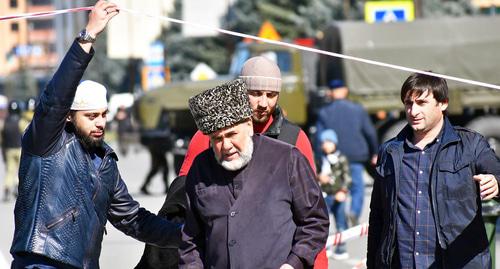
[74, 126, 104, 151]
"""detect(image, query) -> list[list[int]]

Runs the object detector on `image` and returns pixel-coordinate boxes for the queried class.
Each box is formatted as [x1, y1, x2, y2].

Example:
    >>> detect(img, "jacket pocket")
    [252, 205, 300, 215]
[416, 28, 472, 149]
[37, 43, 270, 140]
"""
[45, 207, 79, 230]
[439, 158, 476, 200]
[194, 185, 229, 221]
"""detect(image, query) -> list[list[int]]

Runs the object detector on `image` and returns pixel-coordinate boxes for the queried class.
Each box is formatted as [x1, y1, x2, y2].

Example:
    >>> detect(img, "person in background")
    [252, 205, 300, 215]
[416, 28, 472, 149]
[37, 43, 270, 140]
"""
[316, 79, 378, 226]
[139, 109, 172, 195]
[317, 129, 351, 260]
[114, 105, 134, 156]
[1, 101, 22, 202]
[482, 198, 500, 267]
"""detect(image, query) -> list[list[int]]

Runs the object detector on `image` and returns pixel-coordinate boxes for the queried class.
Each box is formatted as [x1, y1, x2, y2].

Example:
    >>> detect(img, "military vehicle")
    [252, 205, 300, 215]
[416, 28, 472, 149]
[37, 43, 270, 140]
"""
[135, 15, 500, 169]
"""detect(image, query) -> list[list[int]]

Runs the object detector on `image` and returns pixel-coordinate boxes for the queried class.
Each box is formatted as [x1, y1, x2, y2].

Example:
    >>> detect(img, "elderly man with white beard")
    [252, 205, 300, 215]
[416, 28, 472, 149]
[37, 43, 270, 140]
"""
[179, 79, 329, 269]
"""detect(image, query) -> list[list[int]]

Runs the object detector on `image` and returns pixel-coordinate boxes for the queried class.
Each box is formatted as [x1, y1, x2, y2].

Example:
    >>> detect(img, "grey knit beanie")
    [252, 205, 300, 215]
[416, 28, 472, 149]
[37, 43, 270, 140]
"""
[189, 79, 252, 134]
[239, 56, 281, 92]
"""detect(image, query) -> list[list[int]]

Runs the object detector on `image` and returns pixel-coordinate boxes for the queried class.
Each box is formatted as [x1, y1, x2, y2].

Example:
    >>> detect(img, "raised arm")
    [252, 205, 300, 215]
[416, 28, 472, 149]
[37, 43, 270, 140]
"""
[22, 0, 118, 156]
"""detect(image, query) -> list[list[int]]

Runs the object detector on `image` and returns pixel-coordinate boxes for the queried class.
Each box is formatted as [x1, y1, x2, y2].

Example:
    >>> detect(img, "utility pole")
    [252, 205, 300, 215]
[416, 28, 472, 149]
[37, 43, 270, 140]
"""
[343, 0, 350, 20]
[414, 0, 423, 18]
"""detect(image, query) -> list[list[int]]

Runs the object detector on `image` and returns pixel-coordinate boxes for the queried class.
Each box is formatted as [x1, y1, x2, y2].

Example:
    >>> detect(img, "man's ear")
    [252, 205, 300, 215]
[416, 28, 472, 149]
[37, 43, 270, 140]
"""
[440, 99, 449, 112]
[66, 112, 73, 122]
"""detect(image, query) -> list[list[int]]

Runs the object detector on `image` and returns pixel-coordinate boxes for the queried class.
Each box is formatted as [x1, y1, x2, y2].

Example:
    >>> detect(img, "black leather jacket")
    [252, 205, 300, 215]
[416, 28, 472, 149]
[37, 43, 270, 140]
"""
[368, 118, 500, 268]
[263, 106, 300, 145]
[10, 41, 179, 269]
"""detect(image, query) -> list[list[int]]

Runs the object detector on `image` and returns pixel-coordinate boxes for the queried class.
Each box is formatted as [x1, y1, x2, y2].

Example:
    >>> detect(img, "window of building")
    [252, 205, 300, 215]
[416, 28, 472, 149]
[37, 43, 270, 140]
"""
[30, 0, 52, 5]
[11, 23, 19, 32]
[30, 19, 53, 30]
[10, 0, 18, 8]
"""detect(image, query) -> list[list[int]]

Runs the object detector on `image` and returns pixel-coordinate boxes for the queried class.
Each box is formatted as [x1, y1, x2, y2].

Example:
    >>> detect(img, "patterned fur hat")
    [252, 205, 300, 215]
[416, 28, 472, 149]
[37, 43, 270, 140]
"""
[189, 79, 252, 134]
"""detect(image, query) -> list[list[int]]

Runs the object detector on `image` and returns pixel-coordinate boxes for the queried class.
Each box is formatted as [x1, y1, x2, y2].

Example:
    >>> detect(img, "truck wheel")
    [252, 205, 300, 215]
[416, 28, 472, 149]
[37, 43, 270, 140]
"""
[466, 116, 500, 157]
[381, 120, 407, 144]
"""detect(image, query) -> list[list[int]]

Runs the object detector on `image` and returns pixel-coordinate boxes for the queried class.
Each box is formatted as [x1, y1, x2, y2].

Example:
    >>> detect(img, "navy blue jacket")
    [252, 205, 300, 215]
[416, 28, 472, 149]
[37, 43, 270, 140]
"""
[367, 117, 500, 268]
[10, 41, 179, 269]
[316, 99, 378, 163]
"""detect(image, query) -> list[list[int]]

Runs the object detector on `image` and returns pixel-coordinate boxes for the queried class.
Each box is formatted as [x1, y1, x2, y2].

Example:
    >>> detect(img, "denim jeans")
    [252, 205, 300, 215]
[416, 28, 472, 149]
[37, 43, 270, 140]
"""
[324, 194, 348, 233]
[324, 195, 348, 253]
[349, 162, 365, 219]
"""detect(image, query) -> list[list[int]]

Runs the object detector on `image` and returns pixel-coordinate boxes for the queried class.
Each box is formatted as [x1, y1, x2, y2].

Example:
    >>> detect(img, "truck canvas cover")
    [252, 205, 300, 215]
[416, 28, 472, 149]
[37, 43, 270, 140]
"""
[336, 16, 500, 96]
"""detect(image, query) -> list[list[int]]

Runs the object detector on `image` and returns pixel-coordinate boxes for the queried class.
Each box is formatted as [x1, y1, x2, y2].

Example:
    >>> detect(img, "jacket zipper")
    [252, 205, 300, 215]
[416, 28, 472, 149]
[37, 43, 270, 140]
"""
[430, 147, 444, 249]
[387, 145, 401, 268]
[46, 207, 79, 230]
[91, 154, 110, 201]
[84, 153, 112, 268]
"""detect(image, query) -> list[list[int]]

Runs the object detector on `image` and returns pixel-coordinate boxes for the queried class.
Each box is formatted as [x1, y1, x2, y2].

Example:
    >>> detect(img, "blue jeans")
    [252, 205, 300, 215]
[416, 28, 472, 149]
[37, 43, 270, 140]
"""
[324, 194, 348, 253]
[324, 195, 348, 233]
[349, 162, 365, 219]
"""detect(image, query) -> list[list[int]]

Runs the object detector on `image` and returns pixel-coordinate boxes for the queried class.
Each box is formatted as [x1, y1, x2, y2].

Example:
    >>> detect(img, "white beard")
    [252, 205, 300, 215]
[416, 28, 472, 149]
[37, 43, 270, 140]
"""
[216, 136, 254, 171]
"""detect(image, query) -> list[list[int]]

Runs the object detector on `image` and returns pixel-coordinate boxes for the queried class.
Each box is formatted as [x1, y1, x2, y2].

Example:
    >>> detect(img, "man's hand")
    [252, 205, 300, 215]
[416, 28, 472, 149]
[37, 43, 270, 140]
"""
[335, 190, 347, 202]
[371, 154, 378, 166]
[473, 174, 499, 200]
[86, 0, 119, 37]
[78, 1, 119, 52]
[279, 264, 294, 269]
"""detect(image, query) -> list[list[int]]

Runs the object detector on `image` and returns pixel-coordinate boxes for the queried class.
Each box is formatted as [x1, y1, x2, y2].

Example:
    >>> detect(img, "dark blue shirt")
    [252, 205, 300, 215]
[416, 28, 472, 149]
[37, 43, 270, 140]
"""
[316, 99, 378, 163]
[397, 134, 442, 269]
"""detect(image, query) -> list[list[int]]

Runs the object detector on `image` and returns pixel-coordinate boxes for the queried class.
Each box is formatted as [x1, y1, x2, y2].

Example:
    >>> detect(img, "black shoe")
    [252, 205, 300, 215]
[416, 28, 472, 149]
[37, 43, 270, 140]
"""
[348, 214, 359, 227]
[3, 189, 10, 202]
[140, 186, 150, 195]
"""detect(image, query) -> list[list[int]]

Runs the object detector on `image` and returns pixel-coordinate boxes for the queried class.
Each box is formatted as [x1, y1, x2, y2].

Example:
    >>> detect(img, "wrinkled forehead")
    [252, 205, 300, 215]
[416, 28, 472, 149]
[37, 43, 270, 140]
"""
[209, 120, 251, 138]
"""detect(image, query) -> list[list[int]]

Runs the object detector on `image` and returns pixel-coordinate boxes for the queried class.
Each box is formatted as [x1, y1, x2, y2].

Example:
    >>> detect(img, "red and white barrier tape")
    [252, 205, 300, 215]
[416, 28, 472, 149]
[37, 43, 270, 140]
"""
[1, 5, 500, 91]
[0, 6, 92, 21]
[352, 258, 367, 269]
[326, 222, 369, 247]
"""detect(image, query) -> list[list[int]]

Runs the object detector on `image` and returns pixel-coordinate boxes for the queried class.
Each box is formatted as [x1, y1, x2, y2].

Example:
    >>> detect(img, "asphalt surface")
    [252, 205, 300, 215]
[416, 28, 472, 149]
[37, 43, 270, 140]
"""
[0, 143, 498, 269]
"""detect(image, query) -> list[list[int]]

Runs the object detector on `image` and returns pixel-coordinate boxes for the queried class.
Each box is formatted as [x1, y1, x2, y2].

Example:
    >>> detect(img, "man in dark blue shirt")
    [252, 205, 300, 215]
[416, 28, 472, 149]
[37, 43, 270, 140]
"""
[316, 80, 378, 226]
[368, 72, 500, 268]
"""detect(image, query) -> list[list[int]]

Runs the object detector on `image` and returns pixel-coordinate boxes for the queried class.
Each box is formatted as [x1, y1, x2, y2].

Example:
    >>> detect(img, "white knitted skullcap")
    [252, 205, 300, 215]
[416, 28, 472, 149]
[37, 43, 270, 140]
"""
[239, 56, 281, 92]
[71, 80, 108, 110]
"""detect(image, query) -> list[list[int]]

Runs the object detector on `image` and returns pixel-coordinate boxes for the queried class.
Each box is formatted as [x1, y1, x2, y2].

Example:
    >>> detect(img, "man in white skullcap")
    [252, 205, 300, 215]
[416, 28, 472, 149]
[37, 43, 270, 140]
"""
[10, 2, 179, 268]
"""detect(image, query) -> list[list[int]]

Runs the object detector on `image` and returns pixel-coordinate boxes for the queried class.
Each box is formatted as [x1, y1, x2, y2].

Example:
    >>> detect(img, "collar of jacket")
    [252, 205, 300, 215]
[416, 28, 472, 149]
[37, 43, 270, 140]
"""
[101, 142, 119, 161]
[393, 116, 460, 150]
[262, 105, 286, 137]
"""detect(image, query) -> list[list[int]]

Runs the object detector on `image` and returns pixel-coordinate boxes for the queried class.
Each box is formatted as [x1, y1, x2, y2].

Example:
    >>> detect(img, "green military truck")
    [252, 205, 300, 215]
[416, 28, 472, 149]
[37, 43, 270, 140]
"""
[135, 15, 500, 168]
[318, 15, 500, 148]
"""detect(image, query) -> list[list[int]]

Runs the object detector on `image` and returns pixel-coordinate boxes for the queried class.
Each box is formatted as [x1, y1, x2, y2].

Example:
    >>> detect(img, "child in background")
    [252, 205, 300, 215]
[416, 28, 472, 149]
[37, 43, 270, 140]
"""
[317, 129, 351, 260]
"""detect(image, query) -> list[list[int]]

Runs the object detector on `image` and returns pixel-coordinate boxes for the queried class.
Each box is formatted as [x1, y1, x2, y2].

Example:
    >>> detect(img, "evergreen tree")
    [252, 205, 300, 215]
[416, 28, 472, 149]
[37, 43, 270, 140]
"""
[160, 0, 231, 81]
[421, 0, 478, 17]
[160, 0, 478, 80]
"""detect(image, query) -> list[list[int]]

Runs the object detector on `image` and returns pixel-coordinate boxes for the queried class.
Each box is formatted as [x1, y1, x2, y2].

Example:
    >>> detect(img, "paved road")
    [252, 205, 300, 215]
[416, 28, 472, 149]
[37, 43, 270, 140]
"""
[0, 143, 498, 269]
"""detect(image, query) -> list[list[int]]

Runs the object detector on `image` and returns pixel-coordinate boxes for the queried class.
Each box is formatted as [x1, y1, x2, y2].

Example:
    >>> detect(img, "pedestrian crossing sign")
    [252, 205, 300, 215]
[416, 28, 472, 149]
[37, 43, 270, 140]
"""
[365, 1, 415, 23]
